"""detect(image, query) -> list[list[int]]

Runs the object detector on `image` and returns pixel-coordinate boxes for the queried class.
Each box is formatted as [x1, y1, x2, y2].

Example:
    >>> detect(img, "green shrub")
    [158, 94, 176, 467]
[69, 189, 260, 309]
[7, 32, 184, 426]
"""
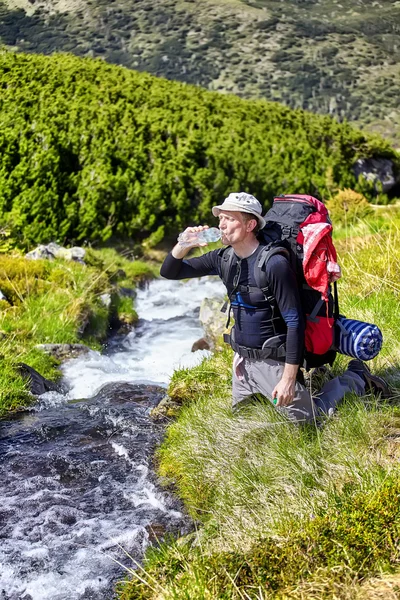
[0, 51, 397, 247]
[326, 188, 373, 225]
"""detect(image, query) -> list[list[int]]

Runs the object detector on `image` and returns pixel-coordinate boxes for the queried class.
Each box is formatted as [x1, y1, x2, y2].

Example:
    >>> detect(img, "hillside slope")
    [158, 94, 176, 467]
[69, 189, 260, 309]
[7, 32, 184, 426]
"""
[0, 50, 398, 246]
[1, 0, 400, 143]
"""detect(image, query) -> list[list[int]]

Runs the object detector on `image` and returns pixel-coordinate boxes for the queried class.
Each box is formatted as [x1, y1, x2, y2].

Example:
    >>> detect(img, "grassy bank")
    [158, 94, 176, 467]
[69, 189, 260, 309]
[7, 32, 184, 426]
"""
[118, 216, 400, 599]
[0, 247, 157, 416]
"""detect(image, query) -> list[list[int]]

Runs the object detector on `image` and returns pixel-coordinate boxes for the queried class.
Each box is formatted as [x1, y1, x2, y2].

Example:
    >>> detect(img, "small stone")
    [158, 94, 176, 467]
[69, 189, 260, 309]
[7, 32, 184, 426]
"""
[36, 343, 91, 360]
[191, 337, 210, 352]
[99, 293, 111, 308]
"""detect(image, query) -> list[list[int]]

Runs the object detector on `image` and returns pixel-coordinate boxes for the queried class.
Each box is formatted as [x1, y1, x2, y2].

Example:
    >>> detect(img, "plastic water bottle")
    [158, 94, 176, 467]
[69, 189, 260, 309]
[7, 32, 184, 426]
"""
[177, 227, 221, 248]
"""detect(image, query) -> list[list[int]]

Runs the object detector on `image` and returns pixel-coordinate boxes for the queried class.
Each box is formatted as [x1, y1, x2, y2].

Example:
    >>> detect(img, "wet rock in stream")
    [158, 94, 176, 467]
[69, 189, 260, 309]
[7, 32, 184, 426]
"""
[17, 363, 66, 396]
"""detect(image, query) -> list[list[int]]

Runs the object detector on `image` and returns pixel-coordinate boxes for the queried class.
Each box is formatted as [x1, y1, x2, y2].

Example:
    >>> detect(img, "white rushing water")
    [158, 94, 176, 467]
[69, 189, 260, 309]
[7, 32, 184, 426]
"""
[0, 275, 225, 600]
[61, 276, 225, 400]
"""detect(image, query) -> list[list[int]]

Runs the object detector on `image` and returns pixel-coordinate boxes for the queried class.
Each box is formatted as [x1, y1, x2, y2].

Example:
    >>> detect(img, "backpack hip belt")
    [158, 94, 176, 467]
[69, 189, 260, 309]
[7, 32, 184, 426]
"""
[223, 332, 286, 362]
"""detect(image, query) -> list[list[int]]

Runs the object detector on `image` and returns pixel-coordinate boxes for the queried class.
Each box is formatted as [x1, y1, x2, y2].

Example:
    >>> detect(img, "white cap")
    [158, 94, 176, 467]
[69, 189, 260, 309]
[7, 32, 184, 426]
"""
[212, 192, 266, 229]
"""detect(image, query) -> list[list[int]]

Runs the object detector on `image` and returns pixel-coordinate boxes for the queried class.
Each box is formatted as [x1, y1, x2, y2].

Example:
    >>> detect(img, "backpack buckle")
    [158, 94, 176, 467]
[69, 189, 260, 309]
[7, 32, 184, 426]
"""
[281, 225, 291, 239]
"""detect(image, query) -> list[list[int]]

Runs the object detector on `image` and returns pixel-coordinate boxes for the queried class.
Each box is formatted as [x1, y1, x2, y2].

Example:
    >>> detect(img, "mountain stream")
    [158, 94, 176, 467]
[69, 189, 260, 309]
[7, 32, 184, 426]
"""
[0, 277, 224, 600]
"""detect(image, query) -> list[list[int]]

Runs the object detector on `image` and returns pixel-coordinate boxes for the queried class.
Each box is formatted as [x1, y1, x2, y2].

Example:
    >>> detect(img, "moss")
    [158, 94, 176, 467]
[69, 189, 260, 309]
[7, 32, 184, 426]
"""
[168, 345, 232, 404]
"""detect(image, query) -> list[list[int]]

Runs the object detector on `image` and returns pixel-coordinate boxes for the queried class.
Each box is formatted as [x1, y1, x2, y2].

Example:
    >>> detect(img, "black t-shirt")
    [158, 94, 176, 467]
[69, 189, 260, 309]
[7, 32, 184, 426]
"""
[160, 246, 304, 364]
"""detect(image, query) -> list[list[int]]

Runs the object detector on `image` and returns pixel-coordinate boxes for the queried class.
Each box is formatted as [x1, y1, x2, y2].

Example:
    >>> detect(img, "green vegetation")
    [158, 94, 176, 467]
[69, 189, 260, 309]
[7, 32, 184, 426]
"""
[1, 0, 400, 143]
[118, 214, 400, 598]
[326, 188, 373, 225]
[0, 50, 398, 248]
[119, 476, 400, 598]
[0, 248, 156, 416]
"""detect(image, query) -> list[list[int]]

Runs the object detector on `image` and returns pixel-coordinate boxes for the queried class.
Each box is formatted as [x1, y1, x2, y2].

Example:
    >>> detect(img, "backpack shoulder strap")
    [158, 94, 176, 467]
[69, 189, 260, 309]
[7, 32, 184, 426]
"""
[217, 246, 236, 287]
[254, 244, 290, 298]
[217, 246, 240, 325]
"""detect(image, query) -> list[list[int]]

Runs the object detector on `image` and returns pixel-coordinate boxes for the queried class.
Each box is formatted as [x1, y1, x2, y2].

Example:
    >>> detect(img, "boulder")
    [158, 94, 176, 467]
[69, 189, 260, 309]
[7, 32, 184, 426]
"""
[25, 244, 56, 261]
[191, 337, 210, 352]
[26, 243, 86, 263]
[353, 158, 398, 193]
[17, 363, 64, 396]
[87, 382, 165, 407]
[199, 296, 226, 348]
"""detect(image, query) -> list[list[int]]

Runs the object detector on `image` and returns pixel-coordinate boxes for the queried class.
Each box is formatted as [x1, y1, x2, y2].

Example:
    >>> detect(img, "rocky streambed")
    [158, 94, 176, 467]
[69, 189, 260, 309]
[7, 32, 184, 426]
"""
[0, 276, 224, 600]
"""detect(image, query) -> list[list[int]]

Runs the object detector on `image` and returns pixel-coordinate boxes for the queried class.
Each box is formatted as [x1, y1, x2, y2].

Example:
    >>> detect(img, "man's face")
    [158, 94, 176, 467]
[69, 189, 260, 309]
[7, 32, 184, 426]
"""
[218, 210, 256, 246]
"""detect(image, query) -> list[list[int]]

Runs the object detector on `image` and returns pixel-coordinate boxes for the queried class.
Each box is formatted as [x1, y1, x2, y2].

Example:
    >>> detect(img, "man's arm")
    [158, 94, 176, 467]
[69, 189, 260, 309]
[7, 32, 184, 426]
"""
[265, 254, 304, 407]
[160, 226, 220, 280]
[272, 363, 299, 407]
[171, 243, 192, 260]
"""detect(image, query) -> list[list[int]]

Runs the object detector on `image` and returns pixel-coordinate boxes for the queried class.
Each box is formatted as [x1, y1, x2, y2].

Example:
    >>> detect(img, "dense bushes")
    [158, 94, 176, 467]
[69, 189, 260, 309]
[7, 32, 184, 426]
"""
[0, 50, 398, 246]
[1, 0, 400, 143]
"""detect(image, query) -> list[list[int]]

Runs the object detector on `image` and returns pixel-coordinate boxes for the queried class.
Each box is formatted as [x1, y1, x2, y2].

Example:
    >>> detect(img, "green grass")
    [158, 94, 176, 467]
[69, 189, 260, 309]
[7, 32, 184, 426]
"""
[119, 474, 400, 599]
[0, 247, 156, 416]
[118, 214, 400, 599]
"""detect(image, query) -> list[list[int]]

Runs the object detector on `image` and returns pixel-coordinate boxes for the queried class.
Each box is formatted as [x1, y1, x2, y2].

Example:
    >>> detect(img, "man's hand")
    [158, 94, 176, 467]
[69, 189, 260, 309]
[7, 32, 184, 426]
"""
[172, 226, 209, 259]
[272, 363, 299, 407]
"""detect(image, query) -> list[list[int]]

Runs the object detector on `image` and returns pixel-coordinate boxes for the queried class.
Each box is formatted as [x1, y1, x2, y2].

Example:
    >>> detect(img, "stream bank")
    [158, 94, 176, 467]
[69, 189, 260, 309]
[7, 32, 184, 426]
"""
[0, 248, 157, 416]
[0, 274, 224, 599]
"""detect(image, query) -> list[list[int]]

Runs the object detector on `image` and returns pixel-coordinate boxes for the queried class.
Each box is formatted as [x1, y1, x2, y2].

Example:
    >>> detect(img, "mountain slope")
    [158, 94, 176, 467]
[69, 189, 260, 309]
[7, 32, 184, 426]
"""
[0, 50, 397, 246]
[1, 0, 400, 143]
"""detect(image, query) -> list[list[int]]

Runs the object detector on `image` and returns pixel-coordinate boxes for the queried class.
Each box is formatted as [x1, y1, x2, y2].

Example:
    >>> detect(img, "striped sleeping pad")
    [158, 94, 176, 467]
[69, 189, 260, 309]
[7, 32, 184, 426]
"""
[336, 317, 383, 361]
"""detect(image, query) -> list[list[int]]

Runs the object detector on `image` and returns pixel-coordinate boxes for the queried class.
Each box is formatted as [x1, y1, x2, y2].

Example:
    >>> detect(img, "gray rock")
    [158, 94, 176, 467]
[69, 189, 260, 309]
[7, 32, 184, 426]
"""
[68, 247, 86, 262]
[46, 242, 62, 256]
[25, 245, 56, 261]
[36, 343, 91, 360]
[199, 296, 226, 348]
[353, 158, 397, 193]
[99, 293, 112, 308]
[25, 243, 86, 263]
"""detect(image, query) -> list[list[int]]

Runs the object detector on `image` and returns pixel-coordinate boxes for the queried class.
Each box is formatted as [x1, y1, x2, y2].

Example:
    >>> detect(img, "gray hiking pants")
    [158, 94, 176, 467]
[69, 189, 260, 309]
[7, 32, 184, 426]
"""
[232, 354, 365, 423]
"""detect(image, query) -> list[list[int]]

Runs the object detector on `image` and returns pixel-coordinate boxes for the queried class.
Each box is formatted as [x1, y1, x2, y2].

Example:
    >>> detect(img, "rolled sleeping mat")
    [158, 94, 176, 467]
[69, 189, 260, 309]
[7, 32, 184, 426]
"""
[336, 317, 383, 361]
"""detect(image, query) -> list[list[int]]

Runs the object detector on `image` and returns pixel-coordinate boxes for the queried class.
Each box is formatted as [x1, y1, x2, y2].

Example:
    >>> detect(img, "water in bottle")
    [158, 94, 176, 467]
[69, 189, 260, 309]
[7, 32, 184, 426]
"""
[177, 227, 221, 248]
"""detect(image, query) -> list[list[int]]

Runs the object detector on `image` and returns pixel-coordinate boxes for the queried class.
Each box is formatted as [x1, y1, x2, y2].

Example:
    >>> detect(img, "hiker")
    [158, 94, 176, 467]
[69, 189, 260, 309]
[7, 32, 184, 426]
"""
[160, 192, 389, 423]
